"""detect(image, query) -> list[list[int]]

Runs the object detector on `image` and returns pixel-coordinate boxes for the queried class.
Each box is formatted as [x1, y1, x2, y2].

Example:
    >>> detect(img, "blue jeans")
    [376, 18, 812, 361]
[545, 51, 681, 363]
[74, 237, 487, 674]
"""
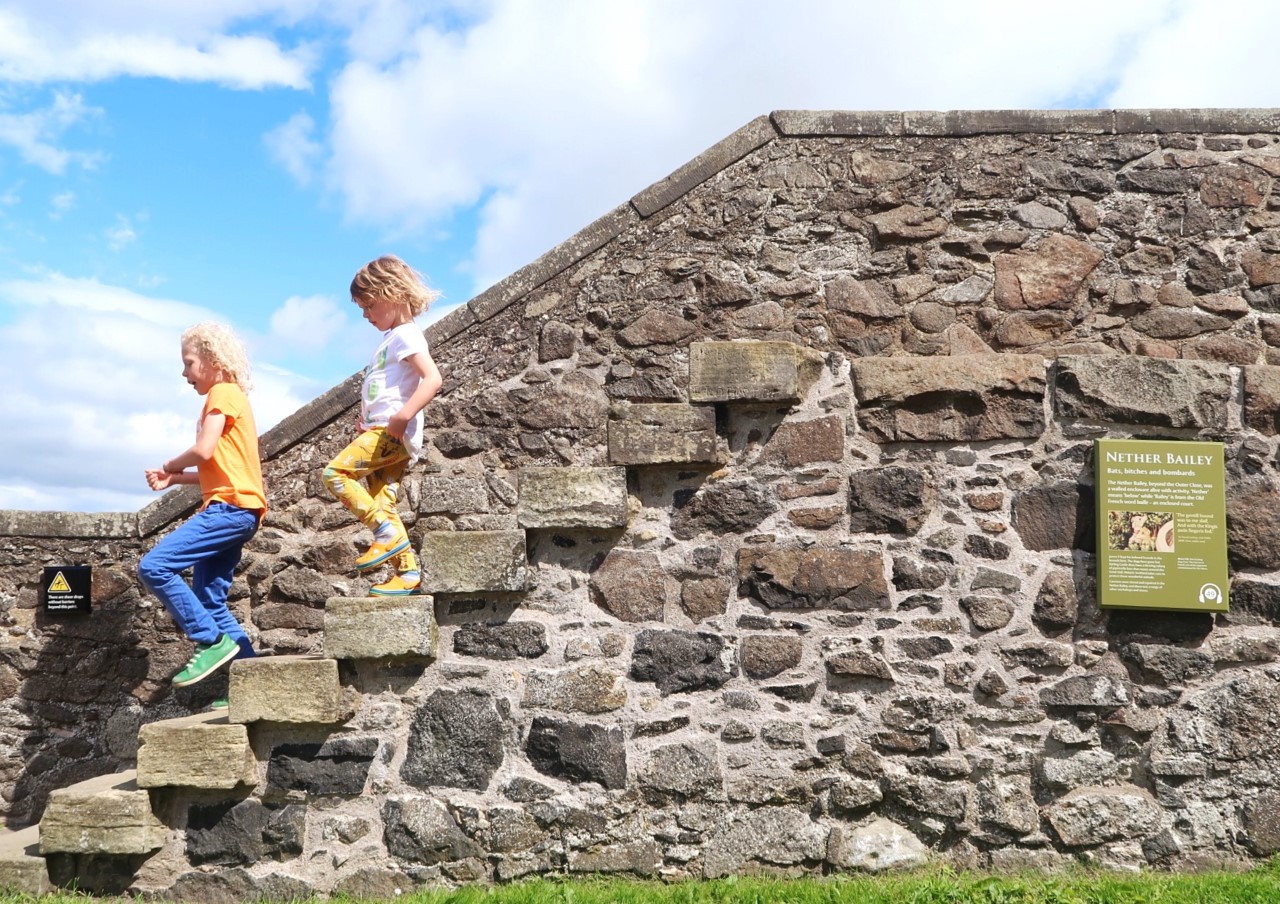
[137, 502, 257, 646]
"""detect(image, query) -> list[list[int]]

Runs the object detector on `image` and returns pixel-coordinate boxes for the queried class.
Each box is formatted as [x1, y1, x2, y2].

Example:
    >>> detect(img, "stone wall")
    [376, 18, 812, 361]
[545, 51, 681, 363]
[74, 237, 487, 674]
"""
[5, 109, 1280, 890]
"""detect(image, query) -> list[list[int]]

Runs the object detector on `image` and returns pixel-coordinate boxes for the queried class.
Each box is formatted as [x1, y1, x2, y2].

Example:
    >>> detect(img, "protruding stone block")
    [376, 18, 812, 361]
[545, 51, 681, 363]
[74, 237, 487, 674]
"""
[689, 340, 820, 403]
[419, 530, 529, 593]
[608, 403, 718, 465]
[228, 656, 344, 725]
[39, 771, 166, 855]
[851, 355, 1046, 441]
[324, 596, 439, 660]
[136, 711, 256, 789]
[1054, 356, 1231, 430]
[517, 467, 628, 529]
[0, 826, 50, 894]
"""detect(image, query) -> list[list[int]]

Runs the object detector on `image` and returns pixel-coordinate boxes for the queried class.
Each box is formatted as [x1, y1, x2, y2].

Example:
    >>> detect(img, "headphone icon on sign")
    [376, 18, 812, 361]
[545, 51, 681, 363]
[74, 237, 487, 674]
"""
[1198, 583, 1222, 605]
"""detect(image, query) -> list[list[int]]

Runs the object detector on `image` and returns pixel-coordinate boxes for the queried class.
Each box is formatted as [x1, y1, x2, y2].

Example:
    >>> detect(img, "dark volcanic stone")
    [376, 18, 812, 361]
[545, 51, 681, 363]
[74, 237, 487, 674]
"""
[266, 737, 379, 797]
[525, 716, 627, 789]
[401, 689, 505, 791]
[453, 622, 549, 660]
[631, 629, 736, 694]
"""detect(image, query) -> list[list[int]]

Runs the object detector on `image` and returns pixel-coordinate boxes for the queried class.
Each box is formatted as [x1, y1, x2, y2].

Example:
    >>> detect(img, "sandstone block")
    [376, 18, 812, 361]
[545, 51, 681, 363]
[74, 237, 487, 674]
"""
[136, 711, 256, 789]
[608, 403, 717, 465]
[517, 466, 628, 529]
[762, 415, 846, 466]
[851, 355, 1046, 442]
[0, 826, 49, 895]
[417, 475, 490, 514]
[228, 656, 344, 725]
[1054, 356, 1231, 430]
[324, 596, 438, 660]
[738, 544, 890, 611]
[419, 530, 529, 593]
[590, 548, 670, 622]
[994, 234, 1103, 311]
[39, 771, 166, 855]
[689, 340, 821, 403]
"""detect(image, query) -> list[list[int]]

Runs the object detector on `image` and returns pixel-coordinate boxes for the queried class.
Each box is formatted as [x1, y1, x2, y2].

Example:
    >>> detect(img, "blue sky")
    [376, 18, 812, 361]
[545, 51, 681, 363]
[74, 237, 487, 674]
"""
[0, 0, 1274, 513]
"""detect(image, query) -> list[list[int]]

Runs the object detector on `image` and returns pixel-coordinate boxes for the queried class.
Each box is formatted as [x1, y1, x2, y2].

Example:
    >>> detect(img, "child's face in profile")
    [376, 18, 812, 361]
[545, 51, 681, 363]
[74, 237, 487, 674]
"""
[181, 342, 219, 395]
[356, 295, 408, 331]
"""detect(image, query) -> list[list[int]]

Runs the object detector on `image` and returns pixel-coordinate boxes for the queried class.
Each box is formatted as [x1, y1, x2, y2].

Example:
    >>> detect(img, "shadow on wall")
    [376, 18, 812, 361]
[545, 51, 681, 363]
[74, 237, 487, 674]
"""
[8, 569, 150, 828]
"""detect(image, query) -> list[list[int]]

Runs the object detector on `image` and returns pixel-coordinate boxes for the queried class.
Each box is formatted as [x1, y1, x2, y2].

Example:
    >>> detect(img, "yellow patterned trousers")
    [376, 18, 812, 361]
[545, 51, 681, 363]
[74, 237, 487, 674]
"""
[323, 428, 419, 573]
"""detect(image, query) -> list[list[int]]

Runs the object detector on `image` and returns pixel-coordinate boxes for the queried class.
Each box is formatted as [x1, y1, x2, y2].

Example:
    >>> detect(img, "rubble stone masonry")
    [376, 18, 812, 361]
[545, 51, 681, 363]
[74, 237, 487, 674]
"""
[5, 109, 1280, 892]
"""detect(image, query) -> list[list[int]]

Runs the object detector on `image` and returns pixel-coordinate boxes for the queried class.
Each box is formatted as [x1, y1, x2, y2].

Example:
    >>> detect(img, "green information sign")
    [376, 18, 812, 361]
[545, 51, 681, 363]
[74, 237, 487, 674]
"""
[1095, 438, 1228, 612]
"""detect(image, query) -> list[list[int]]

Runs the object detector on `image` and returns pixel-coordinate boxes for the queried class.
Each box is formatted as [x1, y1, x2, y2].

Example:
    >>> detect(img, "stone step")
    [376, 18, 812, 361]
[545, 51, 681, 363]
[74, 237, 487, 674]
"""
[0, 825, 50, 895]
[227, 655, 346, 724]
[136, 710, 257, 790]
[38, 771, 166, 855]
[323, 595, 438, 660]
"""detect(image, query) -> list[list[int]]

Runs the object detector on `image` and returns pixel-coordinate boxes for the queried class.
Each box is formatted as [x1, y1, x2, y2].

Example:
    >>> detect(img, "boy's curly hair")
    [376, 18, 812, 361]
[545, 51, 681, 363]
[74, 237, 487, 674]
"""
[182, 321, 253, 391]
[350, 255, 440, 317]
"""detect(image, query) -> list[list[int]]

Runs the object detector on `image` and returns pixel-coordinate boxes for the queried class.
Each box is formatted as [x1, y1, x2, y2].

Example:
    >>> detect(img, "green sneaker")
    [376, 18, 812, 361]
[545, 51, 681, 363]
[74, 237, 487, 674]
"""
[209, 697, 229, 710]
[172, 635, 240, 687]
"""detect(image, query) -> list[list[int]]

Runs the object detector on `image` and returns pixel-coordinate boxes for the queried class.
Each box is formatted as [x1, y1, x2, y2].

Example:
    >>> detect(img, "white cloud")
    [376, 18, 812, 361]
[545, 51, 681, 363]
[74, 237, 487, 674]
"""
[1108, 1, 1280, 107]
[0, 274, 324, 512]
[268, 293, 349, 352]
[320, 0, 1207, 293]
[0, 5, 316, 89]
[265, 111, 323, 185]
[105, 214, 137, 250]
[0, 91, 101, 174]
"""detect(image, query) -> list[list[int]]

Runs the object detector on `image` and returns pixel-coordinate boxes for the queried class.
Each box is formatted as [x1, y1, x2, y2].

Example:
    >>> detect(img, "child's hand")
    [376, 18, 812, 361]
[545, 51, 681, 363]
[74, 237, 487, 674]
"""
[145, 468, 176, 491]
[386, 411, 410, 440]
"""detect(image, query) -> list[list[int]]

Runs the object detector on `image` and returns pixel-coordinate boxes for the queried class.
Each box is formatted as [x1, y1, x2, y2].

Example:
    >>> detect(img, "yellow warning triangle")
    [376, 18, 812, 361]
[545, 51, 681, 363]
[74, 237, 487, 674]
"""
[48, 572, 72, 593]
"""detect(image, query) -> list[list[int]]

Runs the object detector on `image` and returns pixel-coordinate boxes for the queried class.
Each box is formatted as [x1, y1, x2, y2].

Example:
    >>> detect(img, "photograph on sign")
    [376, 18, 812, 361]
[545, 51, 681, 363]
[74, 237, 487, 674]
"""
[1095, 439, 1228, 613]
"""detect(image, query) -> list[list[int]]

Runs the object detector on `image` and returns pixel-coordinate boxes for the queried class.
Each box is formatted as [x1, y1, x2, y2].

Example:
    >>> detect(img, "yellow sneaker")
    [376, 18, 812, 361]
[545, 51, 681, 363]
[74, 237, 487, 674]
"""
[355, 532, 410, 571]
[370, 573, 422, 596]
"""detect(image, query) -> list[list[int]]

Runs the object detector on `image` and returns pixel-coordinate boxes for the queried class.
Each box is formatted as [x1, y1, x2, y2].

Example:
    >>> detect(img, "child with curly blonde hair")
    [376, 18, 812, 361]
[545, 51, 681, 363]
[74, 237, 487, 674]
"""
[138, 322, 264, 689]
[323, 255, 442, 595]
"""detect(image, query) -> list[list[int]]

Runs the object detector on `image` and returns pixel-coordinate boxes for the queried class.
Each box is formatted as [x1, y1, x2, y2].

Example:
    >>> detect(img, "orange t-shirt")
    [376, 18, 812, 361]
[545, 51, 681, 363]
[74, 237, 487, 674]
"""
[198, 383, 267, 517]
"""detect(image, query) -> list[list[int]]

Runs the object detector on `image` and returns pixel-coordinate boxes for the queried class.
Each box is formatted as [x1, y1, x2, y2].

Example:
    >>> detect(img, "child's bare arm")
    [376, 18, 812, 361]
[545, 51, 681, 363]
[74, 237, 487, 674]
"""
[161, 412, 227, 473]
[385, 351, 442, 440]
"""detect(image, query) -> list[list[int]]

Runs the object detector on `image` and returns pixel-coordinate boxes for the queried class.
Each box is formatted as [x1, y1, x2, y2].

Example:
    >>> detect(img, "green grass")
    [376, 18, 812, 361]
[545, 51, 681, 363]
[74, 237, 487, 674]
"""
[8, 867, 1280, 904]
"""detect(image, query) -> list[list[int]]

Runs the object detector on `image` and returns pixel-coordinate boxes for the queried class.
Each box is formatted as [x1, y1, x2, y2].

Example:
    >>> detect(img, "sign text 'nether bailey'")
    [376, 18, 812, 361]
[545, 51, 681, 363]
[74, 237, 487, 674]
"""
[1095, 439, 1228, 612]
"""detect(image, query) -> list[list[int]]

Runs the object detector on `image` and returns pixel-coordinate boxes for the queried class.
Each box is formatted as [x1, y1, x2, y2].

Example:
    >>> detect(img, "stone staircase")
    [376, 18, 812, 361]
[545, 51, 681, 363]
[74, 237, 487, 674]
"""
[0, 595, 438, 895]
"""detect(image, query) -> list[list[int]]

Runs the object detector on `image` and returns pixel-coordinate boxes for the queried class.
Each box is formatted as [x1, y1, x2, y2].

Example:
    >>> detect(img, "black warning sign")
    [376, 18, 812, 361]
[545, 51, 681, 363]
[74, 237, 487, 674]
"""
[41, 566, 91, 615]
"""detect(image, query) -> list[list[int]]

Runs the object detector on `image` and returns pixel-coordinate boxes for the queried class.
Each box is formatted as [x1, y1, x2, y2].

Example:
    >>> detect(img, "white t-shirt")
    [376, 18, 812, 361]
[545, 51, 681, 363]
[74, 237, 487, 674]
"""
[360, 323, 430, 459]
